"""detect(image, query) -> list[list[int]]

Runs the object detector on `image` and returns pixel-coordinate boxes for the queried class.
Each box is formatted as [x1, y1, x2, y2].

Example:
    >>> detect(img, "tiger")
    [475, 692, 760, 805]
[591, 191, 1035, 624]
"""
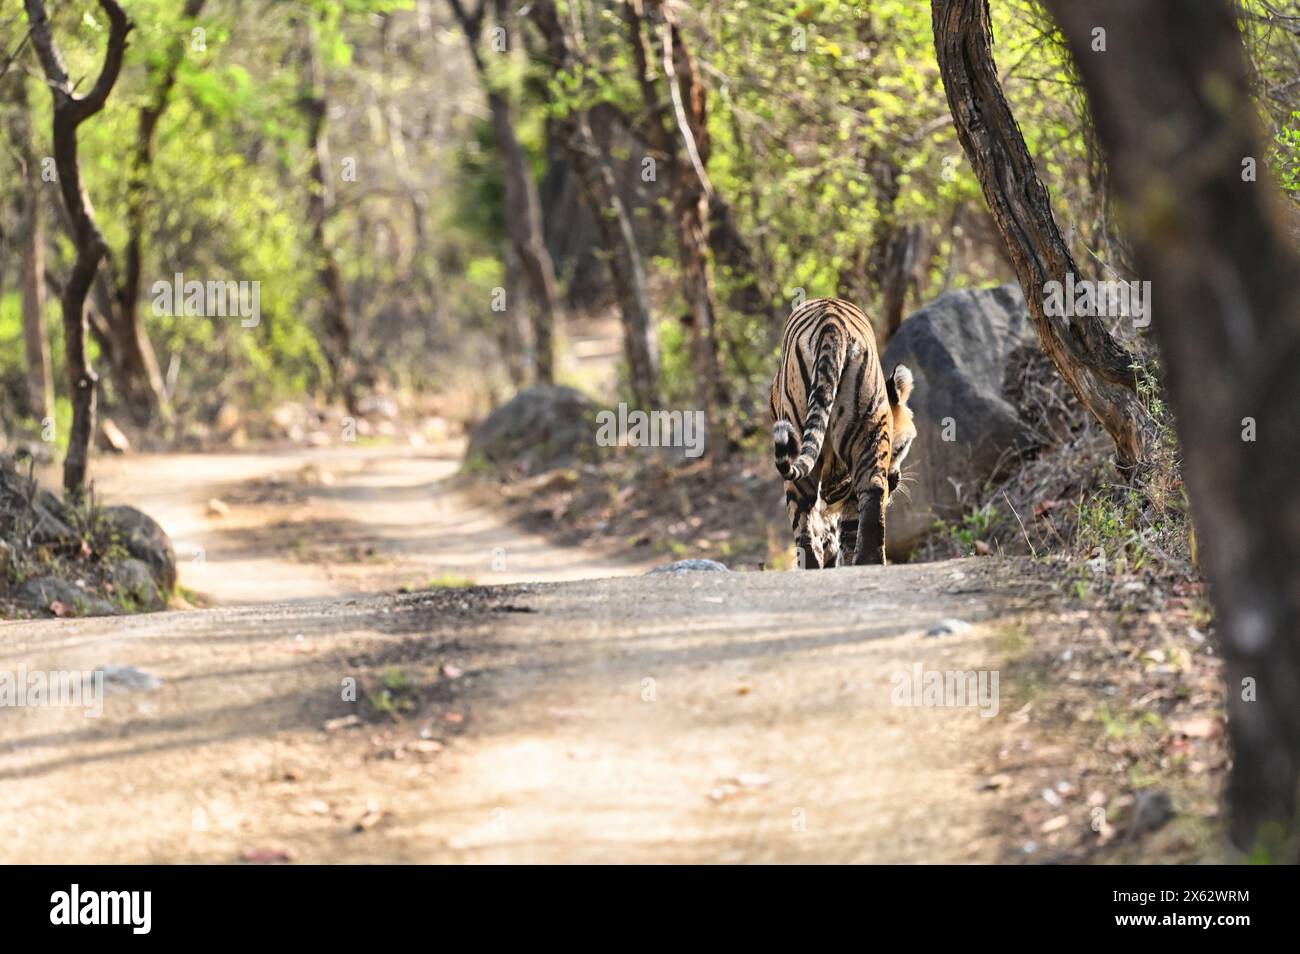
[769, 297, 917, 567]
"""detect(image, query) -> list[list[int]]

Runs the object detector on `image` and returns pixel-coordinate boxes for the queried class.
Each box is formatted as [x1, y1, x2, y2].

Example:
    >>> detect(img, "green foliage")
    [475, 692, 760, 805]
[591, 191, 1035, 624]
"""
[933, 502, 1004, 556]
[5, 0, 1296, 457]
[1274, 110, 1300, 201]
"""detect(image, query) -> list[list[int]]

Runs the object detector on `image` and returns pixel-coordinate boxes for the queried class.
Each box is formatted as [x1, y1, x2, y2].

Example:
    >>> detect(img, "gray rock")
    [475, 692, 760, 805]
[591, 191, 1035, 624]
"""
[465, 386, 601, 477]
[925, 618, 973, 638]
[102, 505, 177, 592]
[29, 489, 79, 548]
[17, 576, 117, 617]
[1129, 789, 1175, 836]
[881, 284, 1041, 559]
[96, 665, 163, 693]
[0, 454, 79, 548]
[108, 558, 165, 610]
[647, 559, 730, 575]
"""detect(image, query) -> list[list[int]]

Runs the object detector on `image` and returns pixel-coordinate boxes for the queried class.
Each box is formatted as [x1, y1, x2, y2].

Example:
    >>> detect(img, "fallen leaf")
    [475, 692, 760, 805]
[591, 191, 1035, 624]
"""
[1040, 814, 1071, 833]
[355, 800, 386, 832]
[979, 773, 1013, 791]
[708, 773, 771, 802]
[1169, 716, 1218, 739]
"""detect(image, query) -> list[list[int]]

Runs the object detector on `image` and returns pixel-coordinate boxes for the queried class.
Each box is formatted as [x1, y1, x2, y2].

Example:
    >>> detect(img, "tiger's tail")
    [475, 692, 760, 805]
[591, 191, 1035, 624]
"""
[775, 327, 846, 481]
[774, 420, 800, 479]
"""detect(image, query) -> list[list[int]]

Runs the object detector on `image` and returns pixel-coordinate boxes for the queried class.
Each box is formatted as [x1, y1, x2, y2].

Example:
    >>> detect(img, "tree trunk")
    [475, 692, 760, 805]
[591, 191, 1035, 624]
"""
[24, 0, 131, 498]
[9, 72, 53, 423]
[931, 0, 1155, 473]
[299, 14, 359, 415]
[627, 0, 728, 458]
[488, 89, 558, 385]
[114, 0, 207, 427]
[449, 0, 559, 387]
[497, 245, 528, 388]
[1047, 0, 1300, 860]
[529, 0, 660, 408]
[565, 109, 661, 408]
[880, 223, 923, 343]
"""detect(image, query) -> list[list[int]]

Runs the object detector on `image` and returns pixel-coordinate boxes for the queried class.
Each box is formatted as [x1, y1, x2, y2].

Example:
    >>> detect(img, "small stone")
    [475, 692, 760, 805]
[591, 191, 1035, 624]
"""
[96, 665, 163, 692]
[926, 618, 973, 638]
[1130, 789, 1174, 835]
[647, 559, 730, 575]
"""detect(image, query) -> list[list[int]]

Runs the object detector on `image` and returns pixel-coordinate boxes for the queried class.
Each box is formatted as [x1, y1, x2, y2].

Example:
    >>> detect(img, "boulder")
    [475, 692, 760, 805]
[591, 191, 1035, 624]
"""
[102, 505, 177, 592]
[30, 488, 79, 549]
[881, 284, 1041, 559]
[107, 557, 165, 610]
[0, 454, 79, 549]
[18, 576, 117, 617]
[466, 385, 600, 477]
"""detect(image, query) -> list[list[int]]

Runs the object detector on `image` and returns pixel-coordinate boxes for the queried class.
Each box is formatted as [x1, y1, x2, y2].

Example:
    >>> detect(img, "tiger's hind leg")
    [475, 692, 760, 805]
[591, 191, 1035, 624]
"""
[820, 512, 842, 567]
[850, 464, 888, 566]
[784, 473, 828, 569]
[837, 513, 858, 566]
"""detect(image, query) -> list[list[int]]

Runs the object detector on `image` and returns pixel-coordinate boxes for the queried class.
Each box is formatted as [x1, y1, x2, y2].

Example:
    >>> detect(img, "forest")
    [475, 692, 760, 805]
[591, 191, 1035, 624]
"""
[0, 0, 1298, 869]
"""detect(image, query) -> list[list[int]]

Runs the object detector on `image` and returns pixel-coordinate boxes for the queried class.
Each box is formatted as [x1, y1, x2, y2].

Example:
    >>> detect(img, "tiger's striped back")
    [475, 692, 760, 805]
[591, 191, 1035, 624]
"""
[769, 298, 916, 566]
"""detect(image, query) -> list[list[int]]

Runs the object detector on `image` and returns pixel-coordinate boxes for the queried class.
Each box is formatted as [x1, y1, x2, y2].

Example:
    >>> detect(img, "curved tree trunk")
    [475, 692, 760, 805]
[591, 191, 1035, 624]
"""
[570, 107, 661, 409]
[449, 0, 559, 387]
[8, 72, 53, 424]
[526, 0, 660, 409]
[114, 0, 208, 427]
[1047, 0, 1300, 861]
[25, 0, 132, 497]
[931, 0, 1155, 472]
[627, 0, 728, 459]
[298, 13, 359, 415]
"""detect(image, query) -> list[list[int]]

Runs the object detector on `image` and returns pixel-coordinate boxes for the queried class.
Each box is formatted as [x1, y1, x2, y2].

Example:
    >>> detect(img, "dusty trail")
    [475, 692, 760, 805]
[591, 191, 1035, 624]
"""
[88, 444, 655, 603]
[1, 446, 1043, 863]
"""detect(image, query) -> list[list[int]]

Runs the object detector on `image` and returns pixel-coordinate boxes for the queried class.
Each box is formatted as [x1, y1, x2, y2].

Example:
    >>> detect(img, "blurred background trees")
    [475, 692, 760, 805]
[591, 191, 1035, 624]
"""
[13, 0, 1275, 452]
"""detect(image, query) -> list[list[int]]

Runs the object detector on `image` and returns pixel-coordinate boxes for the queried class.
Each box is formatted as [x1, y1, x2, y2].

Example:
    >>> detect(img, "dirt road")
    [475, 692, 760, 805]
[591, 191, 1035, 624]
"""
[1, 447, 1046, 863]
[89, 445, 656, 602]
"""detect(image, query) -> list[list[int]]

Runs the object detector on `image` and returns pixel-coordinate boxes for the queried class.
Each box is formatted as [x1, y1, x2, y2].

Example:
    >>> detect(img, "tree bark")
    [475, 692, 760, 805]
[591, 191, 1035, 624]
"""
[24, 0, 131, 498]
[708, 191, 775, 330]
[8, 70, 53, 423]
[571, 109, 661, 409]
[114, 0, 208, 427]
[1047, 0, 1300, 860]
[931, 0, 1155, 473]
[298, 13, 359, 415]
[528, 0, 660, 408]
[879, 223, 924, 343]
[449, 0, 559, 386]
[627, 0, 727, 458]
